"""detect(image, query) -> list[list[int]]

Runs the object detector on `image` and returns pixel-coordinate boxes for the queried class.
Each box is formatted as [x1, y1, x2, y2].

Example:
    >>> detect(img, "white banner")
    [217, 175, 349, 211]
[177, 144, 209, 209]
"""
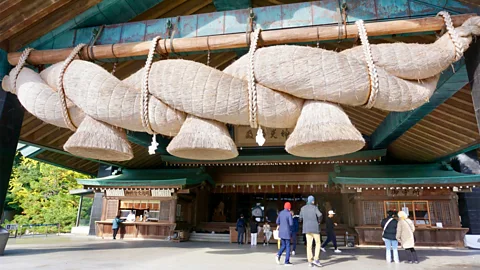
[106, 189, 125, 197]
[151, 189, 174, 197]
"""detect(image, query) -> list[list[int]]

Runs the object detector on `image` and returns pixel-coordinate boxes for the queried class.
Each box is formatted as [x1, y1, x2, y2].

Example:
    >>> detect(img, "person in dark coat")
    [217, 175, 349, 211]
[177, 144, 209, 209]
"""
[275, 202, 293, 266]
[381, 211, 399, 263]
[236, 214, 246, 244]
[290, 210, 300, 255]
[321, 210, 341, 253]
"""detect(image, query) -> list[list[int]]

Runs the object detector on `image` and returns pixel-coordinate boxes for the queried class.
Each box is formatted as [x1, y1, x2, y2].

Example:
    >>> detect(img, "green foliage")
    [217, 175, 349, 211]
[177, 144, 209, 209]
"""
[8, 157, 91, 233]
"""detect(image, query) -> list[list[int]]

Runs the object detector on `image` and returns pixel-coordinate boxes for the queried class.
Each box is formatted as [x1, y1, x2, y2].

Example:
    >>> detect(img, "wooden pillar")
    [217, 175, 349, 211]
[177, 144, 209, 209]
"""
[0, 48, 23, 220]
[75, 196, 84, 227]
[466, 37, 480, 134]
[170, 195, 177, 223]
[0, 46, 22, 256]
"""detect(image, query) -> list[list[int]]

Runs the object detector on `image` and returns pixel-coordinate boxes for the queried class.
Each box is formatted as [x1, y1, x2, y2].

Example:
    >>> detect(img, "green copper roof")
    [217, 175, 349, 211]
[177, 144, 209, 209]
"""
[77, 168, 213, 187]
[330, 163, 480, 185]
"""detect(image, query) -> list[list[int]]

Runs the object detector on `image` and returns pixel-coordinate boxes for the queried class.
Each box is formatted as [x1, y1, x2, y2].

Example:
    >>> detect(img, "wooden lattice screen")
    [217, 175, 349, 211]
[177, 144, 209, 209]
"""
[159, 200, 171, 221]
[105, 200, 119, 220]
[363, 201, 384, 225]
[429, 201, 454, 227]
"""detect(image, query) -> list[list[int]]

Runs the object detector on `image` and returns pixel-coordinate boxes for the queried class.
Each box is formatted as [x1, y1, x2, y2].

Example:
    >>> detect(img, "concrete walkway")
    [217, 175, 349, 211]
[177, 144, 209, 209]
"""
[0, 236, 479, 270]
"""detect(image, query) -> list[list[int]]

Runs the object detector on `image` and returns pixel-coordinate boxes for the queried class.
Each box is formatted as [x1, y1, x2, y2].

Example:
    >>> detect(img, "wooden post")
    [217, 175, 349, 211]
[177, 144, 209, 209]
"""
[466, 37, 480, 134]
[75, 195, 84, 227]
[0, 49, 23, 219]
[7, 14, 475, 65]
[169, 195, 177, 224]
[0, 46, 23, 256]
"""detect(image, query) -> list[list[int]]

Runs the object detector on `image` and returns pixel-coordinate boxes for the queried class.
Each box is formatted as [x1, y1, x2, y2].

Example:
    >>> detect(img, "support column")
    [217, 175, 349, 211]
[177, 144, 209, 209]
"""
[455, 150, 480, 234]
[88, 165, 117, 236]
[466, 36, 480, 134]
[75, 196, 84, 227]
[0, 47, 23, 255]
[464, 31, 480, 235]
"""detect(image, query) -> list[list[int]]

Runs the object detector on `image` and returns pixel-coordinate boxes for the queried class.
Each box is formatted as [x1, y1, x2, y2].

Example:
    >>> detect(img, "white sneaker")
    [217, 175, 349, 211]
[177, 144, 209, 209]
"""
[334, 249, 342, 253]
[292, 251, 295, 255]
[320, 247, 326, 252]
[275, 255, 280, 265]
[263, 243, 266, 246]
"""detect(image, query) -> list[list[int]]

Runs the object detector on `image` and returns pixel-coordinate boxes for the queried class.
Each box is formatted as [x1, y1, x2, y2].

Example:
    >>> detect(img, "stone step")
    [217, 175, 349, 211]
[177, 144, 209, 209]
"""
[189, 233, 230, 243]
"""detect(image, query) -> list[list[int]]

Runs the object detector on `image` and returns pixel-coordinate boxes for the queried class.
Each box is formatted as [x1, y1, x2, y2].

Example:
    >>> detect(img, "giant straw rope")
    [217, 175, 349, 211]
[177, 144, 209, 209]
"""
[3, 13, 480, 161]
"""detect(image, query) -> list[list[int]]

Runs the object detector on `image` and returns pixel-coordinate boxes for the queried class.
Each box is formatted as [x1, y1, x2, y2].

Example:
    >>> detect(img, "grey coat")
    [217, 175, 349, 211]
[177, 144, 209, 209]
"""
[299, 204, 322, 234]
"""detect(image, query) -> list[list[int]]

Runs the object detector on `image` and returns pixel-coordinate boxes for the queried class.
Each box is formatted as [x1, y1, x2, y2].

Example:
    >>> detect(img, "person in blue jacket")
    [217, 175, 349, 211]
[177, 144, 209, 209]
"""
[275, 202, 293, 266]
[112, 215, 123, 240]
[236, 214, 246, 244]
[290, 210, 300, 255]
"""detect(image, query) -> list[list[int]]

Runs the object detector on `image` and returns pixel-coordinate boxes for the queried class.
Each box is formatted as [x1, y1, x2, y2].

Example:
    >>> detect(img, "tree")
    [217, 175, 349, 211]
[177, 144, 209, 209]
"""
[7, 156, 91, 232]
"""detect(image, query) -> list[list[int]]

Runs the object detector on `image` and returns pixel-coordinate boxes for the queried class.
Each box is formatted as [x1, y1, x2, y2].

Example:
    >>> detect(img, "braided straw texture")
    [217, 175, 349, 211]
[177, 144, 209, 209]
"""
[64, 115, 133, 161]
[167, 115, 238, 160]
[57, 43, 86, 131]
[3, 14, 479, 161]
[286, 100, 365, 157]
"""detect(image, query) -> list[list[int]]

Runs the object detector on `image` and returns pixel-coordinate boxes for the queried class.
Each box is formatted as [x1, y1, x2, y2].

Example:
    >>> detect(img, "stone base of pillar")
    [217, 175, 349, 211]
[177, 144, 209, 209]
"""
[0, 226, 8, 255]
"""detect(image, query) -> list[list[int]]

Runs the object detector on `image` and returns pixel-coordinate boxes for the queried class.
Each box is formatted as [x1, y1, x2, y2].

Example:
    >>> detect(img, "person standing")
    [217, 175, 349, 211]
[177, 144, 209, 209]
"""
[381, 211, 399, 263]
[236, 214, 246, 245]
[112, 215, 123, 240]
[299, 196, 323, 267]
[276, 202, 294, 266]
[263, 221, 272, 245]
[397, 211, 418, 264]
[290, 210, 300, 255]
[250, 217, 259, 246]
[321, 210, 342, 253]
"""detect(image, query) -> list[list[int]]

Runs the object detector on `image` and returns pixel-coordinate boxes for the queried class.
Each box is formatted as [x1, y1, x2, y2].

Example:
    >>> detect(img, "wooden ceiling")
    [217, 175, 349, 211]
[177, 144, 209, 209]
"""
[5, 0, 479, 175]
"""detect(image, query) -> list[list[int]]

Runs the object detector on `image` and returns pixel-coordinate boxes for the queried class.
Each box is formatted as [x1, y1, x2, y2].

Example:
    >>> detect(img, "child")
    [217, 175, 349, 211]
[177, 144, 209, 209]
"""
[263, 221, 272, 245]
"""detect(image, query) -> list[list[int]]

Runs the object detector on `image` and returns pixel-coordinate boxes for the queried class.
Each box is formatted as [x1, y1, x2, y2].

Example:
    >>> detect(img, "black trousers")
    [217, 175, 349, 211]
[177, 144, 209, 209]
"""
[113, 228, 119, 239]
[321, 232, 337, 249]
[405, 248, 418, 262]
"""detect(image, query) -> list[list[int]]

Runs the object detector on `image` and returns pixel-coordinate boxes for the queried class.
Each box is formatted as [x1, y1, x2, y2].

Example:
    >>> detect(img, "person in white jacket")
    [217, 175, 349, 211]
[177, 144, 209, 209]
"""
[396, 211, 418, 264]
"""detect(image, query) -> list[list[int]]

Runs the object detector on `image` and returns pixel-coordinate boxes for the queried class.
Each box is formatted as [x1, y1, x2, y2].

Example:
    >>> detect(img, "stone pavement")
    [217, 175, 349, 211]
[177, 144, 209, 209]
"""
[0, 236, 479, 270]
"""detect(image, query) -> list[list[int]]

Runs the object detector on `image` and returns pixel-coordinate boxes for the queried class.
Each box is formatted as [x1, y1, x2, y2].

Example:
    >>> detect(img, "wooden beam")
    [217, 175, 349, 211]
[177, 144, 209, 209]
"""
[0, 0, 75, 44]
[371, 60, 469, 149]
[7, 13, 475, 65]
[0, 0, 23, 19]
[9, 0, 102, 51]
[19, 0, 165, 52]
[434, 141, 480, 162]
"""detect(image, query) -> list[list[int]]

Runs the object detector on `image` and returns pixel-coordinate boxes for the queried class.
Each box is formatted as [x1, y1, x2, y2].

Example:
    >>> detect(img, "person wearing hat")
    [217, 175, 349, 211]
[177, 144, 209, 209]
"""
[275, 202, 294, 266]
[299, 195, 323, 267]
[321, 210, 342, 253]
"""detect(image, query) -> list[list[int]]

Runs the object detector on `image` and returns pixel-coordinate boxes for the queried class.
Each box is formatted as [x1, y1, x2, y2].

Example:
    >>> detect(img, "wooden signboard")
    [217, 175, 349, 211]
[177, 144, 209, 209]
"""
[124, 190, 150, 197]
[234, 126, 293, 147]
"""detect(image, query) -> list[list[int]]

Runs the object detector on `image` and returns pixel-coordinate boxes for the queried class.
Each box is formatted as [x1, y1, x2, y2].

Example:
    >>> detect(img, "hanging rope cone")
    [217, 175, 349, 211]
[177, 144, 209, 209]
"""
[2, 14, 479, 161]
[64, 115, 134, 161]
[285, 101, 365, 158]
[167, 115, 238, 160]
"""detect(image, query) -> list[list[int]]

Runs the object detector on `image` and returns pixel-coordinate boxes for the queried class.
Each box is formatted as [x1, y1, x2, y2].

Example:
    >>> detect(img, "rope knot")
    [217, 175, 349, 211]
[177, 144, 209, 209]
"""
[356, 20, 379, 109]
